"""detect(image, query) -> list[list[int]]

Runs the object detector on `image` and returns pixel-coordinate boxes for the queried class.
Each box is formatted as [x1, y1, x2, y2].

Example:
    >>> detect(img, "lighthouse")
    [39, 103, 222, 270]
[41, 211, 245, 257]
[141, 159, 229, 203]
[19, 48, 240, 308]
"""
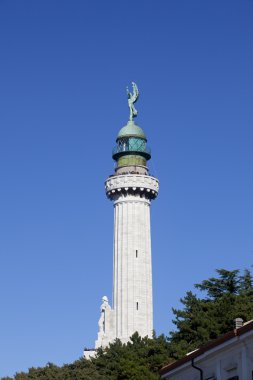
[95, 83, 159, 348]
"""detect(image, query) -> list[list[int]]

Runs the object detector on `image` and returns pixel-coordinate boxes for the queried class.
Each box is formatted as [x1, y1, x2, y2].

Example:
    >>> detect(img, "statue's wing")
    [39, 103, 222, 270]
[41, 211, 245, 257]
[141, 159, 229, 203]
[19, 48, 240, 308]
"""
[131, 82, 139, 103]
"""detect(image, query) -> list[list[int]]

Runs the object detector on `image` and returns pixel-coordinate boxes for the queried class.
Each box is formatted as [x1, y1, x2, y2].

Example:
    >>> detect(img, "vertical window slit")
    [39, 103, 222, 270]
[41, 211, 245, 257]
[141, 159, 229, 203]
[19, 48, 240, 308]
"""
[136, 250, 138, 258]
[136, 302, 139, 310]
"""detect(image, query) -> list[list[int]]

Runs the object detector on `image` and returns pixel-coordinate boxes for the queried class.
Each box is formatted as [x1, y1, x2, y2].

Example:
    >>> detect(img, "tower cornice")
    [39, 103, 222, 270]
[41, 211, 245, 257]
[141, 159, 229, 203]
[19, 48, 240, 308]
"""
[105, 174, 159, 201]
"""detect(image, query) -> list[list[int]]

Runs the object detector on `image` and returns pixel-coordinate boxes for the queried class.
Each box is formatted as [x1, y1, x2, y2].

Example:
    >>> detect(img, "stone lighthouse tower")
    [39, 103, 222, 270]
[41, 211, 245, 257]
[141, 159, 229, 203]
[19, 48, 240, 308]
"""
[95, 83, 159, 348]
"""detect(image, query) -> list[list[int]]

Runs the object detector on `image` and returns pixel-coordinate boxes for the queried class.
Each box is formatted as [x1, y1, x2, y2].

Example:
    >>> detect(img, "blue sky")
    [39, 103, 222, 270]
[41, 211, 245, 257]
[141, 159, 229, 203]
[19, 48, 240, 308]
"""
[0, 0, 253, 377]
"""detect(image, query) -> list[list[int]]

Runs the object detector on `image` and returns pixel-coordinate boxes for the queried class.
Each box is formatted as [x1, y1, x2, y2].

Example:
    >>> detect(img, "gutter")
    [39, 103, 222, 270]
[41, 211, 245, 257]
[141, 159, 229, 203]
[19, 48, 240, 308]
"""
[191, 358, 203, 380]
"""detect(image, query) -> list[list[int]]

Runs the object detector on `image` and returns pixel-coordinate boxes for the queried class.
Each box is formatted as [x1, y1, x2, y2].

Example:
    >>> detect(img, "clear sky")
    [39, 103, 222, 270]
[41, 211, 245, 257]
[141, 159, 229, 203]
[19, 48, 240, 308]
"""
[0, 0, 253, 377]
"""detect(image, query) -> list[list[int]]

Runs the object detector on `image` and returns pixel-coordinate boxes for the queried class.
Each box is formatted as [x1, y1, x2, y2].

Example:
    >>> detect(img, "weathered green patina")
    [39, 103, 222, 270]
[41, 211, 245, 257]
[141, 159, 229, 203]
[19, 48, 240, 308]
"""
[113, 83, 151, 168]
[117, 120, 146, 141]
[127, 82, 139, 121]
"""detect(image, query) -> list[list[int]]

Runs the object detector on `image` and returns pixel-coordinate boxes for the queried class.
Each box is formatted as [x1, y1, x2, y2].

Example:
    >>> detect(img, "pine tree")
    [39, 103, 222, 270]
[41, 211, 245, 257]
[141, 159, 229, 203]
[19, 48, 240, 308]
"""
[239, 268, 253, 295]
[194, 269, 240, 299]
[169, 267, 253, 359]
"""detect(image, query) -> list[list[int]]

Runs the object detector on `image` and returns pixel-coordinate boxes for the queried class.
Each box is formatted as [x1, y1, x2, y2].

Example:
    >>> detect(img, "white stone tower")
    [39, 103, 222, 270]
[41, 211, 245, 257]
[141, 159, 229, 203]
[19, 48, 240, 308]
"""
[95, 83, 159, 348]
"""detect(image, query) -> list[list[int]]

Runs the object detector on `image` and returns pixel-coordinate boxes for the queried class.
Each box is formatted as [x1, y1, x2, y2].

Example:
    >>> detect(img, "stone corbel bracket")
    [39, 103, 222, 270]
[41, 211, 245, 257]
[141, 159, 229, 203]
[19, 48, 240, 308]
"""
[105, 174, 159, 200]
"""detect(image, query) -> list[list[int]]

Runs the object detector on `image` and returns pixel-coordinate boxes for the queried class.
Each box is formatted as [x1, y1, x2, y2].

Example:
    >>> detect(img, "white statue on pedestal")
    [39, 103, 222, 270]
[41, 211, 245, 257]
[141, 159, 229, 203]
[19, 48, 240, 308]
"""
[95, 296, 115, 348]
[98, 296, 109, 334]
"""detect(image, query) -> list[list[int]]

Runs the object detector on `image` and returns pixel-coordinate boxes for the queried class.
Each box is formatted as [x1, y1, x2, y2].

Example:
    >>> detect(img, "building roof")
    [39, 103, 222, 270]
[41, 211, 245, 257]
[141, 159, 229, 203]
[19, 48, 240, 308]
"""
[160, 320, 253, 377]
[117, 120, 146, 141]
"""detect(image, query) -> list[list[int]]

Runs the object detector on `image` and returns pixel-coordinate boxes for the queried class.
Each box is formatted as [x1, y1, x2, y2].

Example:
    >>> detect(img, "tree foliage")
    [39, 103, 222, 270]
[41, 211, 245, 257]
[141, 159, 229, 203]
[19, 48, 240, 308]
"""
[2, 334, 172, 380]
[93, 333, 173, 379]
[169, 267, 253, 358]
[3, 266, 253, 380]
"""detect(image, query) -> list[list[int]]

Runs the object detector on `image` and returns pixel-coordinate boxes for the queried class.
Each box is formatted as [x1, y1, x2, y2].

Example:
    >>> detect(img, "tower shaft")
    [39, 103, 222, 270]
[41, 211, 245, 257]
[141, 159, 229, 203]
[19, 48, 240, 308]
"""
[113, 186, 152, 340]
[95, 174, 158, 347]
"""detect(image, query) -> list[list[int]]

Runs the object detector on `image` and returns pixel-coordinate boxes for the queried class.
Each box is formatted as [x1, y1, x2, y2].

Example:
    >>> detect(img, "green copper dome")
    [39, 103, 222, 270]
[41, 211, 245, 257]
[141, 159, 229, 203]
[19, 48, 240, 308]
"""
[117, 121, 147, 141]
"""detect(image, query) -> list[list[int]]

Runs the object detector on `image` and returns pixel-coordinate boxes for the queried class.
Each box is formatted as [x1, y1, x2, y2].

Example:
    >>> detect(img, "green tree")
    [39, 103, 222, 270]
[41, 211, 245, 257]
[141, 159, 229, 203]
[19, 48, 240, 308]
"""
[195, 269, 240, 299]
[239, 268, 253, 295]
[169, 267, 253, 359]
[3, 334, 172, 380]
[94, 333, 173, 380]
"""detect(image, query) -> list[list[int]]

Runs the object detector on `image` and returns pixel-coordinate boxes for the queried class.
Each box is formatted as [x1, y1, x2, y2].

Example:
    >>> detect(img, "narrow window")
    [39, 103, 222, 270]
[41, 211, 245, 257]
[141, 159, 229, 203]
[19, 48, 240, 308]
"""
[136, 302, 139, 310]
[136, 250, 138, 258]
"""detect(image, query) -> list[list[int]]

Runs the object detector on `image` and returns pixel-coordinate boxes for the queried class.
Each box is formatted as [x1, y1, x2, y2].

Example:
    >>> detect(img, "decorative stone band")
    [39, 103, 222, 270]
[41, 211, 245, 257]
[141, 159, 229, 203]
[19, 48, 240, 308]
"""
[105, 174, 159, 201]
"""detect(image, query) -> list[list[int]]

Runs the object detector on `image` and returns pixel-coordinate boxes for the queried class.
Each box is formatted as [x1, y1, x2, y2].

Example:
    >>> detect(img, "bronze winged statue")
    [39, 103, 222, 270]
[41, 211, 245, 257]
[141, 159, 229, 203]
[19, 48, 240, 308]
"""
[126, 82, 139, 121]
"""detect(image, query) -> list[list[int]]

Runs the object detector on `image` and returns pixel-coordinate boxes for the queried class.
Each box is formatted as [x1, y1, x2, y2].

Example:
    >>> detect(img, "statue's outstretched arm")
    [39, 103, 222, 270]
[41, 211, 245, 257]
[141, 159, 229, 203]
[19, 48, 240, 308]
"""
[126, 86, 132, 99]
